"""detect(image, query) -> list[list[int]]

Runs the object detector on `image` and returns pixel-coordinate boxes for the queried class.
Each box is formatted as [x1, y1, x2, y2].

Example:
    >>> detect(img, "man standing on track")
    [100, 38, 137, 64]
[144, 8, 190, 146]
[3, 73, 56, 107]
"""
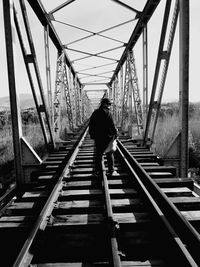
[89, 97, 119, 176]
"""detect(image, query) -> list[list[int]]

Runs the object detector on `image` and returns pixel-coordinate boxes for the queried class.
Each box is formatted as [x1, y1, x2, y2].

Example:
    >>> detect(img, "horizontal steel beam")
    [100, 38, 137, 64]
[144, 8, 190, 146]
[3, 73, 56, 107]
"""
[109, 0, 161, 85]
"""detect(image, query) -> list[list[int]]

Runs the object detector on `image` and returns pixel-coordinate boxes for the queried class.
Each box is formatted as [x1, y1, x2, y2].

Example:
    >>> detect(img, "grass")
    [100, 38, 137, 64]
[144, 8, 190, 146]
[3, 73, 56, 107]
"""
[0, 126, 13, 165]
[0, 123, 47, 191]
[152, 115, 179, 157]
[152, 114, 200, 157]
[1, 112, 200, 189]
[152, 114, 200, 182]
[0, 119, 70, 191]
[0, 123, 46, 165]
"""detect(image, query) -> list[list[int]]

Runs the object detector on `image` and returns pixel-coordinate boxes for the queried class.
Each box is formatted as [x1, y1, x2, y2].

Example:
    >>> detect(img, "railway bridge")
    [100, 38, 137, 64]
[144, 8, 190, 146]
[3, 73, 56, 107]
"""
[1, 0, 200, 266]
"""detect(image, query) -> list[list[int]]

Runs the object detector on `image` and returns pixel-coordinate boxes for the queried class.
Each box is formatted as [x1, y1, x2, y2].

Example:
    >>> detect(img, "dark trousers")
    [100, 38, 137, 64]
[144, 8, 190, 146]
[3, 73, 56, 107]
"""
[94, 139, 115, 174]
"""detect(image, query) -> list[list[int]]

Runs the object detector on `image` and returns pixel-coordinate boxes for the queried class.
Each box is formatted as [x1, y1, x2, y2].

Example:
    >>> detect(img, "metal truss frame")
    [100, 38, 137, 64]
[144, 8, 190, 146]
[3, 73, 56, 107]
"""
[121, 57, 130, 131]
[3, 0, 24, 189]
[128, 50, 143, 136]
[27, 0, 81, 88]
[110, 76, 121, 126]
[14, 0, 54, 149]
[142, 26, 148, 123]
[120, 50, 143, 135]
[3, 0, 191, 185]
[54, 52, 74, 140]
[55, 18, 134, 46]
[63, 61, 74, 132]
[74, 75, 82, 127]
[144, 0, 179, 144]
[109, 0, 161, 85]
[44, 25, 54, 131]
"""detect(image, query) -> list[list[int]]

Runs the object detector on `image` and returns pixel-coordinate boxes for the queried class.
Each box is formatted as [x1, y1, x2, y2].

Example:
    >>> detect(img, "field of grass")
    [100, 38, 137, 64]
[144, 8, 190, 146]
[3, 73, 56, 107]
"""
[152, 114, 180, 157]
[0, 124, 46, 165]
[0, 123, 47, 191]
[152, 114, 200, 181]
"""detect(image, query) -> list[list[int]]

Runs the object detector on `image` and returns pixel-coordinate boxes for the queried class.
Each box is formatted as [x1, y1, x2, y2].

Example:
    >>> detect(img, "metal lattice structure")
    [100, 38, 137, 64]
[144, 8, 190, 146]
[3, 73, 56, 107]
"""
[144, 0, 179, 144]
[121, 57, 130, 131]
[54, 52, 64, 137]
[2, 0, 191, 184]
[54, 51, 75, 139]
[128, 50, 143, 136]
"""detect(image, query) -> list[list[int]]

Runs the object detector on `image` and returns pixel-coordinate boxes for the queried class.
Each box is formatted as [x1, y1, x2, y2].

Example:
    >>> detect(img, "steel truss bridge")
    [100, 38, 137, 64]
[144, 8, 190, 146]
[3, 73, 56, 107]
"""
[2, 1, 200, 266]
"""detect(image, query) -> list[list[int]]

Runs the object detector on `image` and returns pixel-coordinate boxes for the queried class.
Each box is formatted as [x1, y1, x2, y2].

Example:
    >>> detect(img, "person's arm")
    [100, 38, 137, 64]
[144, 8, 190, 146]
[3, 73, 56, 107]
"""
[108, 112, 118, 138]
[89, 112, 95, 139]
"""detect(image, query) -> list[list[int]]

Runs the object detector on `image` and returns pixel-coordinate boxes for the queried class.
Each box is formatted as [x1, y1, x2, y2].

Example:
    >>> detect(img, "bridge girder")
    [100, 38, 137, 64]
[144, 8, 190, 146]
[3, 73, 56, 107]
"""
[2, 0, 191, 186]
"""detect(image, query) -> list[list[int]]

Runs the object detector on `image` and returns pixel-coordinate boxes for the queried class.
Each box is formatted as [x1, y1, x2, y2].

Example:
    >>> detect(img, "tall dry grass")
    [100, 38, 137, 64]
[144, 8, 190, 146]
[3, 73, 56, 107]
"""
[189, 117, 200, 152]
[0, 126, 13, 166]
[0, 123, 46, 166]
[152, 114, 200, 158]
[151, 115, 180, 157]
[0, 122, 47, 191]
[151, 113, 200, 181]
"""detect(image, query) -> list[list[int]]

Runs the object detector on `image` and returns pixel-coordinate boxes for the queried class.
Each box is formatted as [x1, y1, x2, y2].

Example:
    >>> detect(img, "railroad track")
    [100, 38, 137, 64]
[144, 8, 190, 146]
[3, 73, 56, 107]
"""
[0, 127, 200, 266]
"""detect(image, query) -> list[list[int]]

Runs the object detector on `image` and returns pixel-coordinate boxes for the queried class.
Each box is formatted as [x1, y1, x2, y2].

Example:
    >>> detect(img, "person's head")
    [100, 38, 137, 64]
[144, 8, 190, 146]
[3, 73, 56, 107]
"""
[100, 98, 112, 109]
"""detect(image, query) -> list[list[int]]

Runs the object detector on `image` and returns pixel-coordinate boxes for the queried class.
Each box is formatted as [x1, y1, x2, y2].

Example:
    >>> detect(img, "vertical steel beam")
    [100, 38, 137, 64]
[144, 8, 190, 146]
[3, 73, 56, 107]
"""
[128, 57, 133, 133]
[120, 67, 123, 128]
[116, 75, 121, 126]
[121, 58, 129, 131]
[74, 76, 81, 127]
[113, 76, 120, 125]
[44, 25, 54, 131]
[3, 0, 24, 188]
[19, 0, 54, 149]
[54, 52, 64, 139]
[179, 0, 189, 177]
[63, 62, 74, 132]
[151, 0, 179, 143]
[129, 50, 143, 136]
[144, 0, 172, 143]
[142, 26, 148, 123]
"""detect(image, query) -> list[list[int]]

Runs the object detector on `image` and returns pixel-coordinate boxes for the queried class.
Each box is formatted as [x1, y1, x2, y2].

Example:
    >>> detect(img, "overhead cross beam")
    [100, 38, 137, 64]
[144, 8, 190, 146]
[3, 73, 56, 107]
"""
[27, 0, 161, 89]
[65, 45, 123, 63]
[27, 0, 81, 87]
[54, 19, 128, 45]
[109, 0, 161, 85]
[49, 0, 76, 14]
[54, 18, 136, 46]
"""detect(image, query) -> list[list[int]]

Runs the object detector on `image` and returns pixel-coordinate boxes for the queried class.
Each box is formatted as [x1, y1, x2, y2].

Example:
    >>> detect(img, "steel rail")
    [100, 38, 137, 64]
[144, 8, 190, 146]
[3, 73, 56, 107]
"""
[117, 139, 200, 266]
[13, 127, 89, 267]
[102, 170, 121, 266]
[11, 128, 200, 266]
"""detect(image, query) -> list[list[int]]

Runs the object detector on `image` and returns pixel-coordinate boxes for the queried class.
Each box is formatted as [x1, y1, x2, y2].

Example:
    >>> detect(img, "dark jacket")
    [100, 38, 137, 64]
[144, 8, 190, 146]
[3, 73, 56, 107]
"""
[89, 106, 117, 142]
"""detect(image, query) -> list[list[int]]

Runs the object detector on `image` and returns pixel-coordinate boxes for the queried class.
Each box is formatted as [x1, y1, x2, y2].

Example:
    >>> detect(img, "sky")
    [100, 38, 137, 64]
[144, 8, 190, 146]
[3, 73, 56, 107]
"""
[0, 0, 200, 104]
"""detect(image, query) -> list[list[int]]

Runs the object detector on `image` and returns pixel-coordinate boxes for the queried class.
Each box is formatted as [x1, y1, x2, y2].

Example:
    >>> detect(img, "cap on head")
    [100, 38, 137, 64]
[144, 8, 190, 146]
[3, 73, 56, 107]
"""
[101, 97, 112, 106]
